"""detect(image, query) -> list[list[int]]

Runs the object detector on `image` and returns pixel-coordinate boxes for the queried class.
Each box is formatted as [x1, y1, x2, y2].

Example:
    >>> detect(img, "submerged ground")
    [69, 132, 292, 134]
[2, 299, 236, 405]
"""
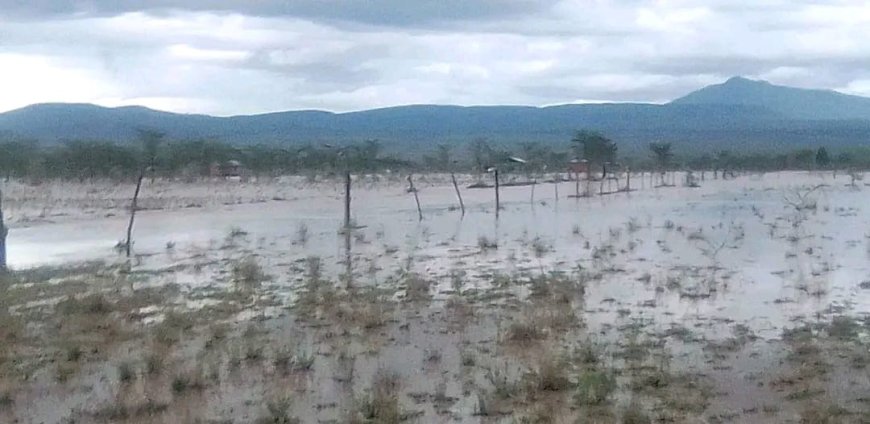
[1, 171, 869, 423]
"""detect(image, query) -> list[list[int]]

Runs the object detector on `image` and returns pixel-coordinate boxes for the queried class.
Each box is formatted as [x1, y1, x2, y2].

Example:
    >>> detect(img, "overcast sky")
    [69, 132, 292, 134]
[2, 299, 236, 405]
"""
[1, 1, 869, 116]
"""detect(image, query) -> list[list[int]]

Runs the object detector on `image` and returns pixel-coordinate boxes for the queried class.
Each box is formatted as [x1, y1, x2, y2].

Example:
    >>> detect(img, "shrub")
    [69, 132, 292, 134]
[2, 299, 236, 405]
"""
[575, 370, 616, 406]
[232, 256, 266, 285]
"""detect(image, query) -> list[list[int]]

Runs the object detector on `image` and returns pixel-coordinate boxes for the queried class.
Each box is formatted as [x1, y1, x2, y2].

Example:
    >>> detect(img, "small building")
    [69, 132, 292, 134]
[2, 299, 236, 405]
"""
[223, 160, 243, 177]
[209, 160, 246, 179]
[567, 159, 589, 178]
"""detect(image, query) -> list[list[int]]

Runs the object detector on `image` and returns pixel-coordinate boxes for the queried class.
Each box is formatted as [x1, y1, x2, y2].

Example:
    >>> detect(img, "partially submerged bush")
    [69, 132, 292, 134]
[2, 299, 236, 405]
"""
[171, 371, 206, 395]
[117, 362, 136, 383]
[504, 320, 545, 345]
[478, 236, 498, 250]
[527, 354, 572, 393]
[295, 223, 309, 245]
[403, 273, 431, 301]
[353, 370, 403, 423]
[828, 316, 860, 341]
[153, 310, 193, 346]
[90, 399, 168, 421]
[622, 400, 652, 424]
[799, 401, 851, 424]
[57, 294, 113, 316]
[257, 395, 300, 424]
[232, 256, 267, 286]
[486, 366, 522, 400]
[575, 370, 617, 406]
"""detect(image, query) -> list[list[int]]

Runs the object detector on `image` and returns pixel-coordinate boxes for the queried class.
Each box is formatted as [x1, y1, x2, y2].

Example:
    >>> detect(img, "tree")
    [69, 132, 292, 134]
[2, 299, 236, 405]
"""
[434, 144, 451, 170]
[46, 141, 137, 180]
[125, 130, 165, 257]
[794, 149, 815, 170]
[0, 140, 39, 180]
[337, 139, 384, 172]
[648, 142, 673, 184]
[469, 138, 493, 172]
[357, 139, 382, 171]
[815, 147, 831, 168]
[572, 130, 617, 177]
[836, 152, 852, 167]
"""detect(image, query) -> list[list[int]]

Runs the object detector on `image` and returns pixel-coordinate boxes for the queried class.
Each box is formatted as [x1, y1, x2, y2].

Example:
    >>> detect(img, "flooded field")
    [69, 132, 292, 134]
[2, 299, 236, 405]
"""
[1, 171, 869, 423]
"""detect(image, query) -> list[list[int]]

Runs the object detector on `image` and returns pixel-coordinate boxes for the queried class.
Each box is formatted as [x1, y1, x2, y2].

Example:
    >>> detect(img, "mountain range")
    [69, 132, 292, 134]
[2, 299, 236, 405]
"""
[3, 76, 870, 154]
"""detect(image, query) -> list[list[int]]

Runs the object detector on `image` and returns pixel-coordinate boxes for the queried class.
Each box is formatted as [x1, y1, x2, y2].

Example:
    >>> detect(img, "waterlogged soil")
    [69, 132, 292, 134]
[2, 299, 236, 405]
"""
[1, 171, 869, 423]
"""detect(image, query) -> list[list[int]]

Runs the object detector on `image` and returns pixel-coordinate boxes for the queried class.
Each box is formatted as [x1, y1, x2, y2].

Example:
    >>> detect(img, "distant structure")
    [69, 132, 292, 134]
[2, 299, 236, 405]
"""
[567, 159, 589, 180]
[209, 160, 246, 180]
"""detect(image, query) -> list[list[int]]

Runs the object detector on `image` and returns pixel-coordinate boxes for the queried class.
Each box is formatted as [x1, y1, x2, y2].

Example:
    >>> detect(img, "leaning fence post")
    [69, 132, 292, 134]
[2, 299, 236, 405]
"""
[125, 169, 145, 258]
[0, 188, 7, 272]
[451, 173, 465, 215]
[408, 174, 423, 221]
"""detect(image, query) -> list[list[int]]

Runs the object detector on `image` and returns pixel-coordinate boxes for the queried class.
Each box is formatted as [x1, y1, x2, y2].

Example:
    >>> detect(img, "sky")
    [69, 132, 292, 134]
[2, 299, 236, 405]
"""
[1, 0, 870, 116]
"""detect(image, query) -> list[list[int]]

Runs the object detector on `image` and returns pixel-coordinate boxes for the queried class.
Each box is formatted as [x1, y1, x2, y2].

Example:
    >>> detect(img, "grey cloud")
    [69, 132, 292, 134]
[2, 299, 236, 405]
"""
[518, 81, 692, 104]
[244, 48, 384, 91]
[636, 54, 870, 80]
[0, 0, 556, 28]
[2, 1, 870, 115]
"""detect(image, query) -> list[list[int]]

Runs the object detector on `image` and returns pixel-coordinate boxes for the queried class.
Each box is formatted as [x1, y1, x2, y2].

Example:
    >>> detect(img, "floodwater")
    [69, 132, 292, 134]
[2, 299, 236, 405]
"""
[8, 172, 870, 331]
[3, 171, 870, 423]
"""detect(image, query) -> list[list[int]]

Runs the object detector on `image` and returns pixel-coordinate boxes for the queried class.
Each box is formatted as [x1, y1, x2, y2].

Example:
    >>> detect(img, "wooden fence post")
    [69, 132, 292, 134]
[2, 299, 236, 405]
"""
[575, 173, 580, 197]
[530, 179, 536, 204]
[451, 173, 465, 215]
[344, 171, 352, 229]
[408, 174, 423, 221]
[494, 169, 500, 219]
[554, 175, 559, 201]
[0, 188, 7, 272]
[125, 170, 145, 257]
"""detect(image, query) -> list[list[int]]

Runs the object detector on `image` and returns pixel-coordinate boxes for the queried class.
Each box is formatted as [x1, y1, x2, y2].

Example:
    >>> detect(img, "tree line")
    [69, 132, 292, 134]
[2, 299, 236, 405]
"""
[0, 131, 865, 181]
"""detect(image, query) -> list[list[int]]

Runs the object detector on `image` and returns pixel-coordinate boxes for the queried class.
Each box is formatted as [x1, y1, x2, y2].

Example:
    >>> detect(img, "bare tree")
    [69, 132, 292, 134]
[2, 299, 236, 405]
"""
[124, 130, 164, 257]
[783, 184, 825, 212]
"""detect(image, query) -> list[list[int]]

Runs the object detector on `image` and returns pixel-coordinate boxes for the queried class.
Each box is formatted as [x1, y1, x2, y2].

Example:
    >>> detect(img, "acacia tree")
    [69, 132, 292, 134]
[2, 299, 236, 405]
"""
[572, 130, 617, 178]
[648, 142, 673, 185]
[435, 144, 451, 170]
[0, 141, 38, 181]
[794, 149, 815, 170]
[353, 139, 382, 171]
[715, 150, 733, 178]
[815, 147, 831, 169]
[469, 138, 493, 173]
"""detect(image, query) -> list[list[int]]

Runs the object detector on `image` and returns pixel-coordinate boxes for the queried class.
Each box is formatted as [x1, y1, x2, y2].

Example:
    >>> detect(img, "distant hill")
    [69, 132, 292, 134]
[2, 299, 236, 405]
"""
[671, 76, 870, 120]
[3, 77, 870, 154]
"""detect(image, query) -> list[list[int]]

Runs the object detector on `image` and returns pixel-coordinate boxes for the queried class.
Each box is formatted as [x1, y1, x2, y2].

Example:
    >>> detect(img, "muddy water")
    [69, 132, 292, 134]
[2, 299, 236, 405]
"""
[4, 171, 870, 422]
[9, 172, 870, 331]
